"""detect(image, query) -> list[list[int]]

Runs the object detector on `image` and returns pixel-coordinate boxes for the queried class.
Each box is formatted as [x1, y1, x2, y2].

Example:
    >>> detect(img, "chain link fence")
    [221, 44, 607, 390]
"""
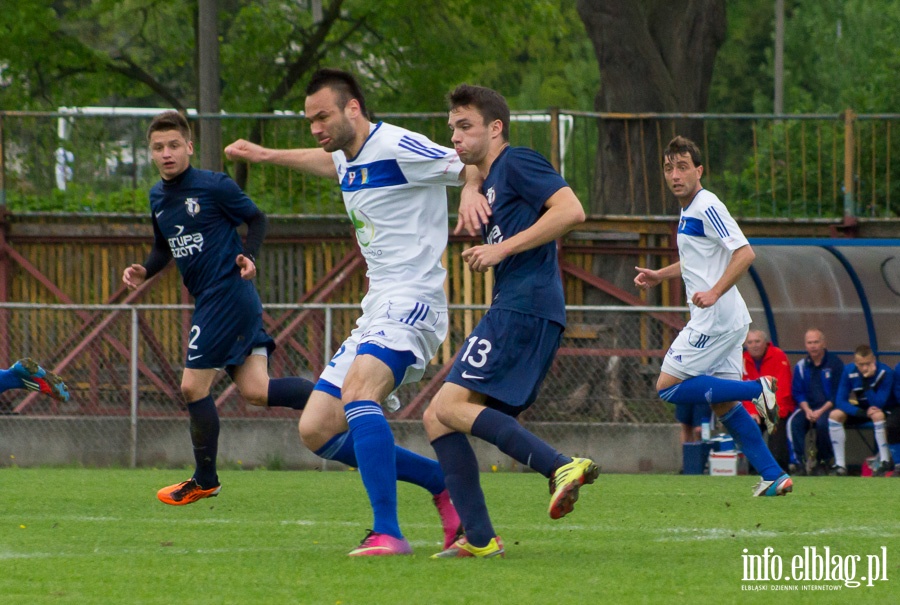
[0, 303, 685, 469]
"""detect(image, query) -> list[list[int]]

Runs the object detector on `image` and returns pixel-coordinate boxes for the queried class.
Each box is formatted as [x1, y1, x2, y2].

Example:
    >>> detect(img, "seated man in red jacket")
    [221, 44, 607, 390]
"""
[742, 329, 795, 470]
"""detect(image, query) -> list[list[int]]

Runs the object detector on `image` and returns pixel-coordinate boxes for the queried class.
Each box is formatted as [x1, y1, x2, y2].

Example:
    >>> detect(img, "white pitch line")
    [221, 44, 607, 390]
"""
[655, 525, 898, 543]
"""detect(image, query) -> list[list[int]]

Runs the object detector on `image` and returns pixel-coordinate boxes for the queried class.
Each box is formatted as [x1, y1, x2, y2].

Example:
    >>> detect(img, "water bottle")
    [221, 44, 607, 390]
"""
[701, 421, 711, 441]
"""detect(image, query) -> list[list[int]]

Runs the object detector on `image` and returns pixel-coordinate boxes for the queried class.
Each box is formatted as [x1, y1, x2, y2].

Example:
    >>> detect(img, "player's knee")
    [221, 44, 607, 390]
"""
[422, 403, 444, 437]
[297, 417, 318, 451]
[180, 383, 207, 404]
[428, 390, 455, 426]
[828, 409, 846, 422]
[240, 386, 268, 407]
[298, 413, 334, 452]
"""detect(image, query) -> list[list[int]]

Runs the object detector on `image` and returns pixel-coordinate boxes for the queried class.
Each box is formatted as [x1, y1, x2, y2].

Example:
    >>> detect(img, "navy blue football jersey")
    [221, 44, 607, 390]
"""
[481, 146, 568, 326]
[149, 166, 260, 298]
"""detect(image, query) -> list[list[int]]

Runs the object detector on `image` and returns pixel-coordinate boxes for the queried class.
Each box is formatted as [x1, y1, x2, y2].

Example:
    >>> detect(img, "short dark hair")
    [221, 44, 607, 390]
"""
[147, 110, 191, 142]
[855, 344, 874, 358]
[448, 84, 510, 141]
[664, 136, 703, 168]
[306, 68, 369, 119]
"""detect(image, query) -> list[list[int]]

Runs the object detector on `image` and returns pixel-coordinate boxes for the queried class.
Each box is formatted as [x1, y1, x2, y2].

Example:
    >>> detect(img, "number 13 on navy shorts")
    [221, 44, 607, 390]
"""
[445, 308, 563, 415]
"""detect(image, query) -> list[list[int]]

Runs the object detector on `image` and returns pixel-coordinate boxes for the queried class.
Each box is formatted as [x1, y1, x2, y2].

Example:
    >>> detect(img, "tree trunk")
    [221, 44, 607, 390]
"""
[577, 0, 726, 215]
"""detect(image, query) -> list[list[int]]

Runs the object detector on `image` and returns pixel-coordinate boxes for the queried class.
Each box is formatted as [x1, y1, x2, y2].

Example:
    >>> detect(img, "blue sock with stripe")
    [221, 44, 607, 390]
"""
[315, 431, 445, 495]
[431, 432, 495, 548]
[719, 404, 782, 481]
[0, 368, 24, 393]
[471, 407, 570, 477]
[344, 400, 401, 539]
[187, 395, 220, 488]
[659, 375, 761, 405]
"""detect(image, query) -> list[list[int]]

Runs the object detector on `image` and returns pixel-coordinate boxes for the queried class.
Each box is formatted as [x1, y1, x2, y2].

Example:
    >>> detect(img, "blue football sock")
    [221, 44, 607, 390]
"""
[471, 407, 570, 477]
[316, 431, 445, 495]
[266, 377, 314, 410]
[431, 432, 495, 548]
[315, 431, 357, 465]
[345, 400, 401, 539]
[719, 404, 782, 481]
[659, 375, 761, 405]
[187, 395, 220, 488]
[0, 368, 25, 393]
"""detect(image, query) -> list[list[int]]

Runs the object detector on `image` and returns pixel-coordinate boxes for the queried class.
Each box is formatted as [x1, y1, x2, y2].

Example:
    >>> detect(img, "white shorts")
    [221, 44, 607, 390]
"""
[660, 325, 748, 381]
[319, 298, 448, 390]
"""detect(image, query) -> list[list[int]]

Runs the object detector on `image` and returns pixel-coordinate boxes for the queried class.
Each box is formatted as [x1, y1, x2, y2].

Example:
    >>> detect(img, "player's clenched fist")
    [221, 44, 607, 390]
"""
[122, 264, 147, 290]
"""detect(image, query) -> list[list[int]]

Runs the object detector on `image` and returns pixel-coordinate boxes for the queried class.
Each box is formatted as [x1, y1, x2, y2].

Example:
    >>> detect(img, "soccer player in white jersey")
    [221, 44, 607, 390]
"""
[225, 68, 487, 556]
[634, 136, 792, 497]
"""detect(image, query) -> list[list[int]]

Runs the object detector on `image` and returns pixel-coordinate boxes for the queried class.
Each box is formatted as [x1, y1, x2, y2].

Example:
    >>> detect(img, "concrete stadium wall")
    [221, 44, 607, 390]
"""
[0, 417, 877, 474]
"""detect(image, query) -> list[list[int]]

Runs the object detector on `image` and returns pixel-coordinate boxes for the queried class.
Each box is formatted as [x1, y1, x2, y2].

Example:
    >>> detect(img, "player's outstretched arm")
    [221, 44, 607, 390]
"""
[225, 139, 338, 181]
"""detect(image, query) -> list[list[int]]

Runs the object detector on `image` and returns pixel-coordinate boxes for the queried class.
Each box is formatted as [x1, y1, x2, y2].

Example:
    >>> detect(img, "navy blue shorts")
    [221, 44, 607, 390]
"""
[445, 308, 563, 417]
[185, 281, 275, 370]
[674, 403, 713, 427]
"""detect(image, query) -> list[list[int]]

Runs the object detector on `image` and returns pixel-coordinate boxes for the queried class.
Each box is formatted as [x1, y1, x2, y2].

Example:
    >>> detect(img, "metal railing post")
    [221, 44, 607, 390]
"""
[321, 305, 333, 471]
[0, 114, 5, 207]
[130, 306, 139, 468]
[550, 107, 561, 172]
[843, 108, 856, 218]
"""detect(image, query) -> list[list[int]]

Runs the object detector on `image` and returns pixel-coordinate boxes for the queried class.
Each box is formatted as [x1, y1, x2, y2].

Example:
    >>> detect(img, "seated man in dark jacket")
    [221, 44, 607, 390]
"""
[829, 345, 895, 476]
[788, 328, 843, 475]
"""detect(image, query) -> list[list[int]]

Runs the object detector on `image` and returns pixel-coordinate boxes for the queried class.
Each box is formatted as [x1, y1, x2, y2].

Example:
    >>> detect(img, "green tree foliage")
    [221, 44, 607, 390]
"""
[711, 0, 900, 114]
[0, 0, 598, 213]
[705, 0, 900, 218]
[0, 0, 597, 114]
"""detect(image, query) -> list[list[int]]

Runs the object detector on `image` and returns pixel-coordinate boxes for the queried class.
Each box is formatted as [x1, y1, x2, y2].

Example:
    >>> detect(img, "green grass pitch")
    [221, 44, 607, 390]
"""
[2, 468, 898, 604]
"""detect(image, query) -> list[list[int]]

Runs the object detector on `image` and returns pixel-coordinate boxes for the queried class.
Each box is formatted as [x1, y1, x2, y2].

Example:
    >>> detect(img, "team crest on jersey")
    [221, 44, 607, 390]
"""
[184, 197, 200, 217]
[486, 186, 496, 206]
[347, 168, 369, 187]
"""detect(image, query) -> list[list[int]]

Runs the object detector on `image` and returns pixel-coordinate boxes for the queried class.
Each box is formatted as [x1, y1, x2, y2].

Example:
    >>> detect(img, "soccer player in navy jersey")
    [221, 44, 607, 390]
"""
[634, 136, 792, 497]
[422, 84, 596, 559]
[225, 69, 488, 556]
[123, 111, 314, 506]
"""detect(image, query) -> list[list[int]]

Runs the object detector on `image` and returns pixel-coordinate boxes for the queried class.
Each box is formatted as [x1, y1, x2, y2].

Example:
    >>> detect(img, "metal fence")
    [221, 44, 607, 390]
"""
[0, 302, 684, 466]
[3, 109, 900, 218]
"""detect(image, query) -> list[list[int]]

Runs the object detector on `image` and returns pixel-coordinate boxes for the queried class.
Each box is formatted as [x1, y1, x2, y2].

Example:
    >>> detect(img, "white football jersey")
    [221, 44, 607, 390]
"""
[331, 122, 463, 310]
[676, 188, 752, 335]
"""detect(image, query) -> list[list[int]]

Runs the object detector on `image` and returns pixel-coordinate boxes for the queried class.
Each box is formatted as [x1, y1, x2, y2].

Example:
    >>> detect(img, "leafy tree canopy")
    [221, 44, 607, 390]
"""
[0, 0, 598, 113]
[711, 0, 900, 114]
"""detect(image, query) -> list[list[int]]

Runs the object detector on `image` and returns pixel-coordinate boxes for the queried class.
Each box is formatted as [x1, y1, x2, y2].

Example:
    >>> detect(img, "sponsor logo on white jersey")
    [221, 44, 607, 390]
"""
[350, 208, 375, 247]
